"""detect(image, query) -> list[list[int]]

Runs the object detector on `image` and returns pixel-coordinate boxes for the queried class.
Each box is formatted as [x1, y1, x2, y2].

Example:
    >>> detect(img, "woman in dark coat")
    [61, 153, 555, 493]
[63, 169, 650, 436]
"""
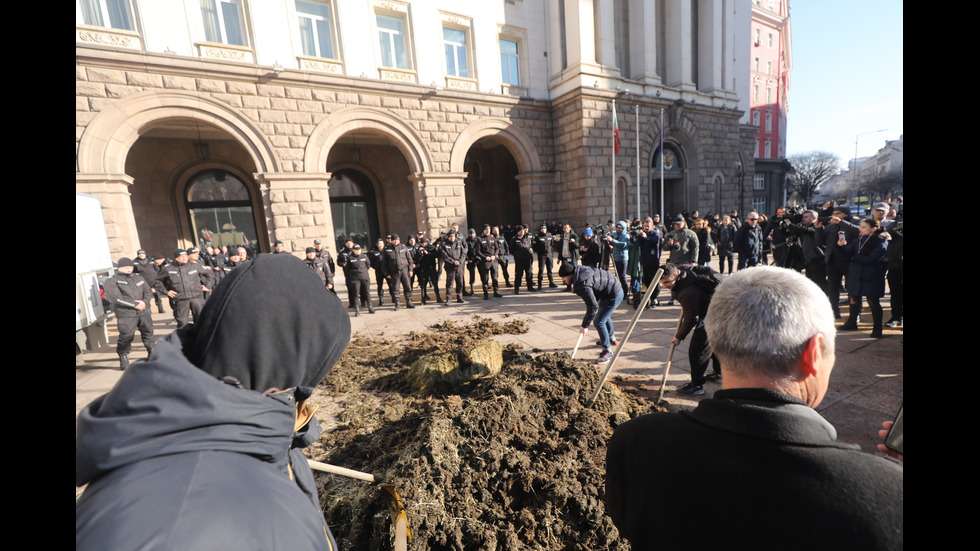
[837, 218, 888, 337]
[693, 218, 714, 267]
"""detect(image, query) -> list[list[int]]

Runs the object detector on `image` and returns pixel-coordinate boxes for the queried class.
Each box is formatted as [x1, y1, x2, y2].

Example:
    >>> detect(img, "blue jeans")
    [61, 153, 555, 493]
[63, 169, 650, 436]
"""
[594, 289, 624, 352]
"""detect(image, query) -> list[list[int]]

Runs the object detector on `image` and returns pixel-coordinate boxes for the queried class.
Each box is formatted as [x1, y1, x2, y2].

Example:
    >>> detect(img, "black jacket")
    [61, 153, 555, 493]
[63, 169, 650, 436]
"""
[572, 265, 622, 327]
[103, 271, 153, 318]
[606, 388, 903, 551]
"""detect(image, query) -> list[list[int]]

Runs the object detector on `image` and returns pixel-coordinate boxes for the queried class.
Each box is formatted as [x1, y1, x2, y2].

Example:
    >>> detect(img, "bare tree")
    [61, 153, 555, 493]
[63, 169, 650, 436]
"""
[788, 152, 841, 204]
[863, 171, 903, 202]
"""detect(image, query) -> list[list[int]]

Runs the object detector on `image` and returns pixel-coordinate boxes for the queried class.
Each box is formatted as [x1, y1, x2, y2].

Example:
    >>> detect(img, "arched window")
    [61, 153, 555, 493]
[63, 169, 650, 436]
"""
[185, 169, 259, 252]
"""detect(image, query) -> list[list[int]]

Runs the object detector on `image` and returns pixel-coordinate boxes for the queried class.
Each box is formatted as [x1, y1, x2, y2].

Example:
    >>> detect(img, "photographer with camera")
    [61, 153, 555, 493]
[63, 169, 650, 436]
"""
[783, 209, 828, 294]
[661, 215, 699, 266]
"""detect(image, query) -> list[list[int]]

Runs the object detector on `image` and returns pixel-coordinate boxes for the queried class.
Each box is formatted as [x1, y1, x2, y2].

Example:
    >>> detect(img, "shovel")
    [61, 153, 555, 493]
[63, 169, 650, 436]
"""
[570, 332, 585, 359]
[656, 314, 685, 403]
[308, 459, 412, 550]
[586, 268, 663, 408]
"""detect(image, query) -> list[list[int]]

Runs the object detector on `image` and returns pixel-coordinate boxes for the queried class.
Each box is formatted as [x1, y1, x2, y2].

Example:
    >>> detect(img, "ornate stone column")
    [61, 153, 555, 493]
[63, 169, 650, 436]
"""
[254, 172, 335, 255]
[76, 173, 140, 259]
[408, 172, 468, 240]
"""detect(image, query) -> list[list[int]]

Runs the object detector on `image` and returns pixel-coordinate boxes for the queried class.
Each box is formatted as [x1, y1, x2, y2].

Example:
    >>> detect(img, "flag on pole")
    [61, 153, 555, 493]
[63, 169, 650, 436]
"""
[200, 226, 213, 242]
[613, 103, 621, 155]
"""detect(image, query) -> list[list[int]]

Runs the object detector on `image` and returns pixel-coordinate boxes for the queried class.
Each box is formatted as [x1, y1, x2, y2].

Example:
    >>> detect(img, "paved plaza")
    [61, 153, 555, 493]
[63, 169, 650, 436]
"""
[76, 271, 903, 454]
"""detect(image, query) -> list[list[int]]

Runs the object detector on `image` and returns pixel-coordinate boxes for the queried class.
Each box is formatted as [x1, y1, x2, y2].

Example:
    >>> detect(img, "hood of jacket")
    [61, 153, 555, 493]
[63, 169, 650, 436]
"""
[76, 331, 300, 486]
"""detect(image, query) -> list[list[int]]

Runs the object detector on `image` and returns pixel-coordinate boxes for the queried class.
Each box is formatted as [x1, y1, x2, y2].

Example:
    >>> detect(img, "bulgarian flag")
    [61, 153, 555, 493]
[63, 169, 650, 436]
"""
[613, 102, 621, 155]
[200, 226, 213, 242]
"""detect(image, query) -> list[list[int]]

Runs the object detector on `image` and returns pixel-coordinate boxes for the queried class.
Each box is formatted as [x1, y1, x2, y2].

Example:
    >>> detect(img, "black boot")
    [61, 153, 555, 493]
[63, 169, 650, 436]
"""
[515, 286, 520, 295]
[378, 293, 383, 306]
[367, 301, 375, 314]
[394, 300, 400, 311]
[354, 304, 361, 317]
[483, 286, 489, 300]
[435, 289, 442, 303]
[840, 301, 860, 331]
[119, 354, 129, 370]
[870, 303, 883, 338]
[493, 287, 503, 298]
[421, 293, 427, 305]
[406, 297, 415, 309]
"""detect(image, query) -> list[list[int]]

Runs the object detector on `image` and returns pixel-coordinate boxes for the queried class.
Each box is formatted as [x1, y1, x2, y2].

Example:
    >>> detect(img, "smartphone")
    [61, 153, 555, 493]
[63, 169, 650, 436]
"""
[884, 404, 903, 455]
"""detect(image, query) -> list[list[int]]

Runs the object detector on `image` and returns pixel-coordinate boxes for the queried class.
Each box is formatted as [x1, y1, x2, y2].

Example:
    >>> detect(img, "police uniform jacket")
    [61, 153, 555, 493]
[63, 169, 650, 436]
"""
[303, 256, 331, 287]
[511, 234, 534, 262]
[441, 239, 467, 268]
[382, 244, 414, 276]
[475, 232, 500, 261]
[104, 271, 153, 318]
[532, 231, 554, 255]
[345, 253, 372, 281]
[162, 261, 206, 300]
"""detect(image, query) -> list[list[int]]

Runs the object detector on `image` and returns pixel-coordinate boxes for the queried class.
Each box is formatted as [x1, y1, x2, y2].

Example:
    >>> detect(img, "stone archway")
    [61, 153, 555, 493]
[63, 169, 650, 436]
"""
[451, 118, 544, 227]
[76, 91, 279, 257]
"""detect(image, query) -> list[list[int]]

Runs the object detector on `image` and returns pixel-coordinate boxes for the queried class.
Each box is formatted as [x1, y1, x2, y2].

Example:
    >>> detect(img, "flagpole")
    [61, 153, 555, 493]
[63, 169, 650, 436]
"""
[612, 99, 617, 223]
[659, 108, 665, 218]
[635, 101, 640, 221]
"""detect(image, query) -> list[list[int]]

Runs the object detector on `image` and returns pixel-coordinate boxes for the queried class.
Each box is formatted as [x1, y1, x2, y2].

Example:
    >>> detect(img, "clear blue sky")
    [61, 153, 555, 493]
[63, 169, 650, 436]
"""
[785, 0, 903, 167]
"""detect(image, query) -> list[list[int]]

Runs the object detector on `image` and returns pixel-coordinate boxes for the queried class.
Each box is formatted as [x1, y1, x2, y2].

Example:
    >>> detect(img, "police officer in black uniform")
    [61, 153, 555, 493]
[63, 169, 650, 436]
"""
[414, 237, 441, 305]
[367, 238, 387, 305]
[511, 225, 535, 294]
[533, 223, 557, 289]
[162, 248, 207, 328]
[346, 244, 375, 315]
[103, 257, 156, 369]
[441, 230, 467, 304]
[475, 224, 502, 299]
[493, 225, 511, 287]
[382, 234, 415, 310]
[465, 228, 478, 296]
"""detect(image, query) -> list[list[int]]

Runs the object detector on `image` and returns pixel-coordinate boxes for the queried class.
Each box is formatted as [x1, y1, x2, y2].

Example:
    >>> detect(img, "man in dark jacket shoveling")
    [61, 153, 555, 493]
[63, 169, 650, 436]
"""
[561, 262, 623, 365]
[76, 254, 351, 550]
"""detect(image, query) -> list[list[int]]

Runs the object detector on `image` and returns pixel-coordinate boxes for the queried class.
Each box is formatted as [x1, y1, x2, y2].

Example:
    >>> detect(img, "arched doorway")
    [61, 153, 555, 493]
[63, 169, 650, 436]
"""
[184, 169, 260, 254]
[329, 168, 380, 251]
[651, 144, 686, 217]
[463, 137, 521, 227]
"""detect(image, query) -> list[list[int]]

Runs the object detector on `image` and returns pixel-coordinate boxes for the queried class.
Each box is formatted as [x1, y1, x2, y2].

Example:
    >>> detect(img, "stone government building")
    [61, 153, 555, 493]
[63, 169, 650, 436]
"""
[76, 0, 757, 258]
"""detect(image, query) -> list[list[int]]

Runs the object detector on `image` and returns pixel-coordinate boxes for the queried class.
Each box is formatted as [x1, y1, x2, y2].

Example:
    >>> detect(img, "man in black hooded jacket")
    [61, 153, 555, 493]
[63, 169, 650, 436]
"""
[77, 254, 351, 550]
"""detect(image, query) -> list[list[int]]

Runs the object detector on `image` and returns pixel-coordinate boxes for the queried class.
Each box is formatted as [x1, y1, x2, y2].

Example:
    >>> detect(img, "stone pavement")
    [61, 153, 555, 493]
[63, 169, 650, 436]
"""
[76, 271, 903, 454]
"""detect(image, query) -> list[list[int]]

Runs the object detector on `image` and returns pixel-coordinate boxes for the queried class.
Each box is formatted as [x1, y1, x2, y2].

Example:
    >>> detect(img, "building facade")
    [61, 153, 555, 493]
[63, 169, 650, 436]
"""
[745, 0, 790, 215]
[77, 0, 756, 258]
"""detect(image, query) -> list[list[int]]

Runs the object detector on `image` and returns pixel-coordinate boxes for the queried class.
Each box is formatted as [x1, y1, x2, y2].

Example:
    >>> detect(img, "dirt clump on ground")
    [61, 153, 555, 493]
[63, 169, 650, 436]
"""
[311, 317, 663, 550]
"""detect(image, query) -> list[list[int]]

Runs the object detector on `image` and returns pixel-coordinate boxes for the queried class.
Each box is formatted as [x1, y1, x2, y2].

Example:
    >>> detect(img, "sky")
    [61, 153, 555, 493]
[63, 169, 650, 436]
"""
[784, 0, 903, 168]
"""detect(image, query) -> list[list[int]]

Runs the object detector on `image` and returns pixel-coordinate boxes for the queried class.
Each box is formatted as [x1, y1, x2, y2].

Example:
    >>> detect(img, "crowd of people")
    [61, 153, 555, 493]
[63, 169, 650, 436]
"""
[104, 200, 902, 371]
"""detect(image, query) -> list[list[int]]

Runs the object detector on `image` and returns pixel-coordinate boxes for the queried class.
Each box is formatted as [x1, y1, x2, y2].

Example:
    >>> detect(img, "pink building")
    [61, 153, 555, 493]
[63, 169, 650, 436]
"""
[748, 0, 792, 213]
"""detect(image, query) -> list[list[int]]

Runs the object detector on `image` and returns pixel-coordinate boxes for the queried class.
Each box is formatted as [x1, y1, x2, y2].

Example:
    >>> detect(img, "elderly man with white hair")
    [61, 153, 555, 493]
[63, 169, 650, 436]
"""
[605, 266, 902, 550]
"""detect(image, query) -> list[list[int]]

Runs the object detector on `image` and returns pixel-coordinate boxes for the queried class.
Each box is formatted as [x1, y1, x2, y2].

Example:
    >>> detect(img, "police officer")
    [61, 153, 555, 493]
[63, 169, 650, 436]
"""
[346, 244, 375, 316]
[465, 228, 479, 296]
[475, 224, 502, 300]
[313, 238, 336, 275]
[441, 230, 467, 304]
[510, 225, 535, 294]
[367, 238, 387, 306]
[162, 248, 207, 328]
[382, 234, 415, 310]
[146, 254, 169, 313]
[303, 246, 333, 291]
[103, 257, 155, 369]
[187, 247, 215, 298]
[336, 238, 356, 308]
[533, 223, 557, 289]
[492, 226, 511, 287]
[414, 237, 441, 305]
